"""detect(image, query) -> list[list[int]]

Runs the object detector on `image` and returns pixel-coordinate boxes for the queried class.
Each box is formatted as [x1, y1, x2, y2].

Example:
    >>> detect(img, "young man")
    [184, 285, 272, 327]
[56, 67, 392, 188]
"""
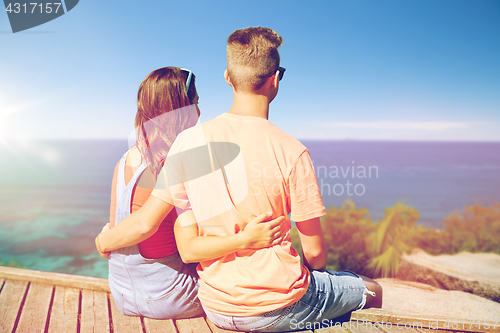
[152, 27, 382, 331]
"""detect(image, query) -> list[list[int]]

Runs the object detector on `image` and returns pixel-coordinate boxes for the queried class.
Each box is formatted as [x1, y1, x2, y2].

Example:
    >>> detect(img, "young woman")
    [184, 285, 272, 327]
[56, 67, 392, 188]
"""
[96, 67, 284, 320]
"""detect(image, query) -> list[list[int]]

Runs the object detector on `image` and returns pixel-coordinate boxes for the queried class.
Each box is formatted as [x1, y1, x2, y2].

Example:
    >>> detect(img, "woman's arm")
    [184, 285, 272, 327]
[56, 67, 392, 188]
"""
[96, 194, 285, 261]
[96, 195, 174, 257]
[174, 210, 285, 263]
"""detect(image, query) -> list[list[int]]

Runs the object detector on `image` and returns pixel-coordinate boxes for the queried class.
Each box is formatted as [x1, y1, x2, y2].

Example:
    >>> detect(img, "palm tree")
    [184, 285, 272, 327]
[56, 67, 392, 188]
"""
[367, 202, 419, 277]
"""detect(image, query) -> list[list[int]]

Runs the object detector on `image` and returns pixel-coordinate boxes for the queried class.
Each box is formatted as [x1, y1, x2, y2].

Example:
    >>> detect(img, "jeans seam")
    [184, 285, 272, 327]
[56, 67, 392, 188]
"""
[146, 285, 200, 319]
[146, 284, 200, 307]
[298, 299, 321, 313]
[206, 311, 236, 329]
[145, 285, 179, 303]
[247, 303, 296, 331]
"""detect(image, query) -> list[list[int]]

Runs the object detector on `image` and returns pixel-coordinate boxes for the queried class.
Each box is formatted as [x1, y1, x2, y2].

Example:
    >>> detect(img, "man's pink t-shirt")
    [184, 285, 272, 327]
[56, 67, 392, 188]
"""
[152, 113, 326, 316]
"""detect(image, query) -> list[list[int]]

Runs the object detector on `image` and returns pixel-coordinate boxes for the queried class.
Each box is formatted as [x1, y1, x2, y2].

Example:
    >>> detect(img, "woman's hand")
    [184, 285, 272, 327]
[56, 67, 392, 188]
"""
[241, 213, 286, 249]
[101, 223, 111, 233]
[96, 223, 112, 259]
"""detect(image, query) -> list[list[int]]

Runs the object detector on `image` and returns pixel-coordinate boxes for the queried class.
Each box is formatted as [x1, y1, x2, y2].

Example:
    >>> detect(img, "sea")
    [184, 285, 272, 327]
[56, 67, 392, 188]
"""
[0, 140, 499, 278]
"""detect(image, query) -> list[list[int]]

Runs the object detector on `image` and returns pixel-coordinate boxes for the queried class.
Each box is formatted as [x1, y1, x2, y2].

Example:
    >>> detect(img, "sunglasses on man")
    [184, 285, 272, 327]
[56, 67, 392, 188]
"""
[268, 67, 286, 81]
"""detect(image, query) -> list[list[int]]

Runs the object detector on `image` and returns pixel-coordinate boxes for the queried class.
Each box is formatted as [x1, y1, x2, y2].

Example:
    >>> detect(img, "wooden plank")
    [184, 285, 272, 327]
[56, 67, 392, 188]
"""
[417, 329, 467, 333]
[175, 317, 212, 333]
[143, 317, 177, 333]
[81, 289, 96, 333]
[315, 320, 417, 333]
[314, 323, 351, 333]
[0, 279, 28, 333]
[16, 282, 53, 333]
[207, 316, 316, 333]
[94, 291, 111, 332]
[313, 319, 425, 332]
[80, 289, 111, 333]
[352, 308, 499, 333]
[348, 320, 418, 332]
[47, 286, 79, 333]
[314, 327, 349, 333]
[108, 293, 143, 333]
[0, 266, 110, 292]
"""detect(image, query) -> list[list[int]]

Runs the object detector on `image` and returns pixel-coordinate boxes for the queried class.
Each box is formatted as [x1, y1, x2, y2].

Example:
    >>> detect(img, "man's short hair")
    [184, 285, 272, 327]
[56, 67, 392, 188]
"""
[227, 27, 283, 92]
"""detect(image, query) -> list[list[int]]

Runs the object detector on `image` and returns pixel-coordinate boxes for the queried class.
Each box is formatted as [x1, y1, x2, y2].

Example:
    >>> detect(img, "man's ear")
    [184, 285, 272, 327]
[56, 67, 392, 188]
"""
[272, 69, 280, 89]
[224, 69, 234, 87]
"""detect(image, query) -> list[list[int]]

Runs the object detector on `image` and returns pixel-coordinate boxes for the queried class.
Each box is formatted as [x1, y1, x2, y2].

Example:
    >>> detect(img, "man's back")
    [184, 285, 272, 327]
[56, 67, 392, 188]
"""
[153, 27, 380, 330]
[166, 112, 326, 316]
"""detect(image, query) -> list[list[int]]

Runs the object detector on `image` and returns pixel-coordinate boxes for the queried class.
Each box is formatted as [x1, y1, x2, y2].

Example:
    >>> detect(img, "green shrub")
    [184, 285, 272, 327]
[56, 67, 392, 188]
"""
[290, 200, 500, 279]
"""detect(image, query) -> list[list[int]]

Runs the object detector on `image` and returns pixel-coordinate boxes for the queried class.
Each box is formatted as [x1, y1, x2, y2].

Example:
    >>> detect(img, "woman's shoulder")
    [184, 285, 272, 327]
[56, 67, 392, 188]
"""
[126, 146, 143, 167]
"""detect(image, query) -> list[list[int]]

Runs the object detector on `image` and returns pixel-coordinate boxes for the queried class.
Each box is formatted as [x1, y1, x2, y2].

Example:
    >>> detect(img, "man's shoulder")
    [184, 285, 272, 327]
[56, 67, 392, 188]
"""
[262, 121, 308, 156]
[272, 126, 306, 149]
[179, 114, 227, 136]
[178, 114, 307, 157]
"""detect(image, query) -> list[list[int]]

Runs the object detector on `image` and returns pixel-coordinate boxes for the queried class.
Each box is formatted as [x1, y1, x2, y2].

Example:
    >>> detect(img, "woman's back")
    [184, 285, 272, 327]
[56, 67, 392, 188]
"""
[109, 146, 177, 258]
[108, 146, 202, 319]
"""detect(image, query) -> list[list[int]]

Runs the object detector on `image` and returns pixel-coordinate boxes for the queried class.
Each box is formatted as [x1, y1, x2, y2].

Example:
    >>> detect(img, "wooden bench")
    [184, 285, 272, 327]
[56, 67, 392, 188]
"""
[1, 266, 496, 333]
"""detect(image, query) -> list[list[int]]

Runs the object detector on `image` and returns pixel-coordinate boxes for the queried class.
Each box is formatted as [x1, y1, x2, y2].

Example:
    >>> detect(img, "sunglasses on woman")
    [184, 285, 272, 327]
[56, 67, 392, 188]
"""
[180, 68, 193, 91]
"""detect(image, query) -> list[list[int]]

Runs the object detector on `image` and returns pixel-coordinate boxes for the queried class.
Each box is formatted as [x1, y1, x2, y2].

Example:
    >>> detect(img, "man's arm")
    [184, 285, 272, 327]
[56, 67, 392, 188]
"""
[97, 195, 174, 255]
[295, 217, 327, 270]
[174, 210, 285, 263]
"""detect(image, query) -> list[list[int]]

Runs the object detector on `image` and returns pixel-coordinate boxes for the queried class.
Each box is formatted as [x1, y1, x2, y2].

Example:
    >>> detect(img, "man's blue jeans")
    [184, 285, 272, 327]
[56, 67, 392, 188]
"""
[205, 269, 371, 332]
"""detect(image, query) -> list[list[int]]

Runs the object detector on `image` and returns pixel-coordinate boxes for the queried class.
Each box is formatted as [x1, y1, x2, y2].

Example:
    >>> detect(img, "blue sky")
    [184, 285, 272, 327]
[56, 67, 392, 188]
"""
[1, 0, 499, 141]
